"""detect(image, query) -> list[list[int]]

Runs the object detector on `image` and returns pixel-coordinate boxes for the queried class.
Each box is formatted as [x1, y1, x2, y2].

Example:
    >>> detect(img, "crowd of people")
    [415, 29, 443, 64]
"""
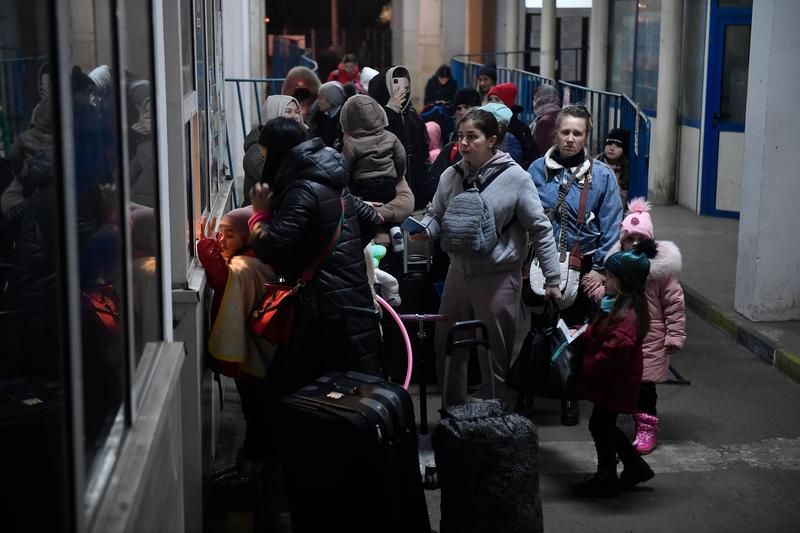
[200, 53, 686, 503]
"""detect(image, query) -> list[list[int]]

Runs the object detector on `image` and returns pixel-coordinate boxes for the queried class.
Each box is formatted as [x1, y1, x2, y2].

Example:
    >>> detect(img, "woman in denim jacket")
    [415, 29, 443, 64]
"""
[526, 104, 623, 425]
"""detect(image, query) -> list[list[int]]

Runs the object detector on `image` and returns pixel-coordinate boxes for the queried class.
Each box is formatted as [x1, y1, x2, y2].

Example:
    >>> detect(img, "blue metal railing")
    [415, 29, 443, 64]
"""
[272, 38, 318, 79]
[450, 57, 650, 198]
[224, 42, 317, 206]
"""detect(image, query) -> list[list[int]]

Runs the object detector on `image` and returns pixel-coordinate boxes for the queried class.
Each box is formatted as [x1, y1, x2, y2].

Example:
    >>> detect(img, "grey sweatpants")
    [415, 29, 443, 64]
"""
[435, 267, 522, 407]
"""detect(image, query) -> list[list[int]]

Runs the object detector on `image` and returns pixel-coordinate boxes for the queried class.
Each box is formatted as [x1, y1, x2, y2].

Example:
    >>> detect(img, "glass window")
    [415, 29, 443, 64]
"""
[632, 0, 661, 112]
[719, 24, 750, 124]
[194, 0, 210, 205]
[181, 0, 196, 95]
[607, 0, 636, 96]
[0, 4, 71, 531]
[66, 0, 127, 481]
[124, 0, 163, 360]
[680, 0, 708, 122]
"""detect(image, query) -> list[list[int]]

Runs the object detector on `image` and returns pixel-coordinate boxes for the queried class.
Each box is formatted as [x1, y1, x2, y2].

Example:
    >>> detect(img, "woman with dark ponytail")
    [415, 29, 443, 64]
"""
[573, 240, 657, 497]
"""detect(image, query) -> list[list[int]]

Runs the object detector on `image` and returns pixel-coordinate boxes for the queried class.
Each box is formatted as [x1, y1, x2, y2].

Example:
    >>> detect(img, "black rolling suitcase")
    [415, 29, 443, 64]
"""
[434, 322, 544, 533]
[278, 371, 431, 533]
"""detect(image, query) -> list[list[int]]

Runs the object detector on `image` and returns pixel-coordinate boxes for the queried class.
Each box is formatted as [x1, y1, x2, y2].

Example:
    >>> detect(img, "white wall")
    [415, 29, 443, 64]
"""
[222, 0, 256, 182]
[677, 125, 700, 210]
[735, 0, 800, 321]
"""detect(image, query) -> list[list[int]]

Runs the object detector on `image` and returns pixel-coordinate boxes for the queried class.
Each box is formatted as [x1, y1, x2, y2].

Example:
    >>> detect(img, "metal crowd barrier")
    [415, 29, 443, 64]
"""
[450, 57, 651, 198]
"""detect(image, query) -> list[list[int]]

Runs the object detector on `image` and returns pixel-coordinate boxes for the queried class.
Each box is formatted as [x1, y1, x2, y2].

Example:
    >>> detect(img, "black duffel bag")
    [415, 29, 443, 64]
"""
[509, 300, 582, 399]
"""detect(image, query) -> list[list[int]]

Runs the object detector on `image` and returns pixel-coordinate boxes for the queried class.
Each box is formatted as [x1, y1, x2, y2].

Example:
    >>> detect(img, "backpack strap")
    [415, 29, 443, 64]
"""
[571, 160, 592, 261]
[475, 162, 515, 193]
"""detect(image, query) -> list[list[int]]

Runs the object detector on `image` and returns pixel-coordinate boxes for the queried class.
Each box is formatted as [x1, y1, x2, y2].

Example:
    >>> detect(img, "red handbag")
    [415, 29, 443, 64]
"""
[250, 198, 345, 344]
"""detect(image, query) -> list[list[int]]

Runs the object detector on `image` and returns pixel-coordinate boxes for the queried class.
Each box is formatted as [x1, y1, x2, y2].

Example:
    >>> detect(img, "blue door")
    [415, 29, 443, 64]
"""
[701, 4, 752, 217]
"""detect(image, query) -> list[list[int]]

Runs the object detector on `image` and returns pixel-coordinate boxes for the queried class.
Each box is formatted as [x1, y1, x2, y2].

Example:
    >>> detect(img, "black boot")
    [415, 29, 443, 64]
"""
[619, 454, 655, 490]
[561, 399, 580, 426]
[576, 466, 620, 498]
[615, 427, 655, 490]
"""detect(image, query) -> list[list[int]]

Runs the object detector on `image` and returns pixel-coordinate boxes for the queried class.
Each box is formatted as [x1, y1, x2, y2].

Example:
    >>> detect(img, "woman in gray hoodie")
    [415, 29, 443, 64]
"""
[414, 108, 562, 407]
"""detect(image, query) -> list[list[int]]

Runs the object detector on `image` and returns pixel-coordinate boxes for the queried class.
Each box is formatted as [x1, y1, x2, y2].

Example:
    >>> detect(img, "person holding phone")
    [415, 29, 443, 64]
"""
[413, 108, 561, 408]
[368, 65, 435, 209]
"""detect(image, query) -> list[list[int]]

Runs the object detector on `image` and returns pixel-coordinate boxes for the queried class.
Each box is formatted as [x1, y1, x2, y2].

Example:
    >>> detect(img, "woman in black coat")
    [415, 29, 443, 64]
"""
[250, 118, 382, 398]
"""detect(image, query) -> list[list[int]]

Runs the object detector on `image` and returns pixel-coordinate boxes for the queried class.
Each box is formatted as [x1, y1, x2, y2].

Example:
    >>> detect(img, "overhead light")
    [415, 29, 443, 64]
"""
[264, 17, 270, 23]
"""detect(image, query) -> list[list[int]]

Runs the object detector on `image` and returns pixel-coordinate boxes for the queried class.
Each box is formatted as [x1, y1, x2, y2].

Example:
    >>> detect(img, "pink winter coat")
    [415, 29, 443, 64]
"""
[590, 240, 687, 382]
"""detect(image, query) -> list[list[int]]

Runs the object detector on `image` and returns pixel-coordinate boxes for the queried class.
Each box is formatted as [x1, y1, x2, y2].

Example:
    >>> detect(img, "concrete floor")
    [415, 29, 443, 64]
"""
[206, 308, 800, 532]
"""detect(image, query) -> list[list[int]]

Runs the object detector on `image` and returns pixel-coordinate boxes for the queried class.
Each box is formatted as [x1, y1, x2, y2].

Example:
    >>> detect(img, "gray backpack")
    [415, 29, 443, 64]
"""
[440, 163, 514, 254]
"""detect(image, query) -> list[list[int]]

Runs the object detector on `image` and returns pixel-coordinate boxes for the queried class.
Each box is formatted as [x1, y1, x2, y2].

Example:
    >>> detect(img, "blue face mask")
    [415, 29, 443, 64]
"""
[600, 295, 616, 314]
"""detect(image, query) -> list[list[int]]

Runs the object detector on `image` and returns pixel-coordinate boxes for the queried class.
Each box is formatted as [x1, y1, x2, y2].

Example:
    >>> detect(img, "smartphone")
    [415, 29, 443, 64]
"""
[401, 216, 428, 235]
[392, 77, 409, 92]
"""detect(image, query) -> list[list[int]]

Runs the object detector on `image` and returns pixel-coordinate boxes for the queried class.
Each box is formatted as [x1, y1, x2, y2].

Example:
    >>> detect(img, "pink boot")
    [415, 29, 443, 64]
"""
[633, 413, 659, 455]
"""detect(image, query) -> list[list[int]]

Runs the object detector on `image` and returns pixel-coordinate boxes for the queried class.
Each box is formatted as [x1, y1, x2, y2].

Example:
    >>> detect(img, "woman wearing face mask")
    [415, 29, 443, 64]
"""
[242, 95, 305, 205]
[413, 108, 561, 408]
[527, 104, 623, 426]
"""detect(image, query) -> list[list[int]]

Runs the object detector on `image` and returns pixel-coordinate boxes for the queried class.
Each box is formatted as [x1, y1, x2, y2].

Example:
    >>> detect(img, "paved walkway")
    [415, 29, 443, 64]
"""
[652, 205, 800, 382]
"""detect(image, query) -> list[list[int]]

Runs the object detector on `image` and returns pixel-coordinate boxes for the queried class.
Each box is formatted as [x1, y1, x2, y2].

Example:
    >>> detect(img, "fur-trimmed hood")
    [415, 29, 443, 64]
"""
[606, 240, 682, 280]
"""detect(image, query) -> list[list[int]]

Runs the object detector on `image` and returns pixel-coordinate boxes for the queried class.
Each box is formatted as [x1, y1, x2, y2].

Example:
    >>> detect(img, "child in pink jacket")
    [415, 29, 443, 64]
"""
[585, 197, 686, 454]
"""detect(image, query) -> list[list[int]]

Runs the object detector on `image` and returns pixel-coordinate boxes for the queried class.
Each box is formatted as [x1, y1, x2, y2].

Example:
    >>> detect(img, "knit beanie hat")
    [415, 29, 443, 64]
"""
[453, 87, 482, 108]
[318, 81, 347, 107]
[620, 197, 654, 241]
[605, 248, 651, 290]
[487, 82, 517, 109]
[220, 206, 254, 239]
[606, 128, 630, 155]
[477, 63, 497, 83]
[481, 102, 513, 126]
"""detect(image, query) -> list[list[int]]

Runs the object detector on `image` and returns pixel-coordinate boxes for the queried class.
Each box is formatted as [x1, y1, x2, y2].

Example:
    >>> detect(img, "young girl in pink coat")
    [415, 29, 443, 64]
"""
[585, 197, 686, 454]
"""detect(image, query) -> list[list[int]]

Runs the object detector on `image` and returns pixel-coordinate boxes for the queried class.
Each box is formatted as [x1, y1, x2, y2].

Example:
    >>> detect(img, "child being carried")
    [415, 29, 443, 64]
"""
[340, 94, 406, 204]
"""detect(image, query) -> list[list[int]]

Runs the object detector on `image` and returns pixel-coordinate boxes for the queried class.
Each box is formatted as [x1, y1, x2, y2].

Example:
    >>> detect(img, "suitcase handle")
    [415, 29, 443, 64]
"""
[441, 320, 495, 408]
[445, 320, 490, 355]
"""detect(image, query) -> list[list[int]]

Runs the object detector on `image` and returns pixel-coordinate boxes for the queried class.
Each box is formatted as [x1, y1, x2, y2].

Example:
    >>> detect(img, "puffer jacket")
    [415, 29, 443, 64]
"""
[368, 66, 434, 209]
[341, 95, 406, 184]
[575, 310, 643, 413]
[250, 138, 381, 397]
[602, 240, 686, 382]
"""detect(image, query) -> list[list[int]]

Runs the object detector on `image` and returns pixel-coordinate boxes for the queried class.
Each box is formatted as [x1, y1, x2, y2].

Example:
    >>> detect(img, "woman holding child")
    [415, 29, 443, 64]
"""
[249, 118, 383, 399]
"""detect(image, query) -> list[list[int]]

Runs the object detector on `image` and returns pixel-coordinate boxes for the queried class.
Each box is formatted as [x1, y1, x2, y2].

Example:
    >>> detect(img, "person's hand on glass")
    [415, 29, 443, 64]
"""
[199, 215, 217, 239]
[251, 182, 273, 214]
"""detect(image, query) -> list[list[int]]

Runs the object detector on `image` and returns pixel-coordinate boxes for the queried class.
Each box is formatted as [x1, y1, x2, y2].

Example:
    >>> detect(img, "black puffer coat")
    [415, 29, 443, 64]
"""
[251, 138, 381, 397]
[369, 66, 435, 209]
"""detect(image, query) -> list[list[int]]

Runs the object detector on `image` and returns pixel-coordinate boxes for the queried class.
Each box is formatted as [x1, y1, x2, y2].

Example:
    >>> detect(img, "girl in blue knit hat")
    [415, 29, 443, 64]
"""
[573, 240, 657, 497]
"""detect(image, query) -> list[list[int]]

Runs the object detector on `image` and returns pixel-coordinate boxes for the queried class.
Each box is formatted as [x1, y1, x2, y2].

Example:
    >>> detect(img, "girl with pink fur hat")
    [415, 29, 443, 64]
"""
[585, 197, 686, 454]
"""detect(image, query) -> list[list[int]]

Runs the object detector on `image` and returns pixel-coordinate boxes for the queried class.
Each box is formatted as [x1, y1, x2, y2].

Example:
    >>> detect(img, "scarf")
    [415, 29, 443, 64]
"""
[552, 148, 586, 169]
